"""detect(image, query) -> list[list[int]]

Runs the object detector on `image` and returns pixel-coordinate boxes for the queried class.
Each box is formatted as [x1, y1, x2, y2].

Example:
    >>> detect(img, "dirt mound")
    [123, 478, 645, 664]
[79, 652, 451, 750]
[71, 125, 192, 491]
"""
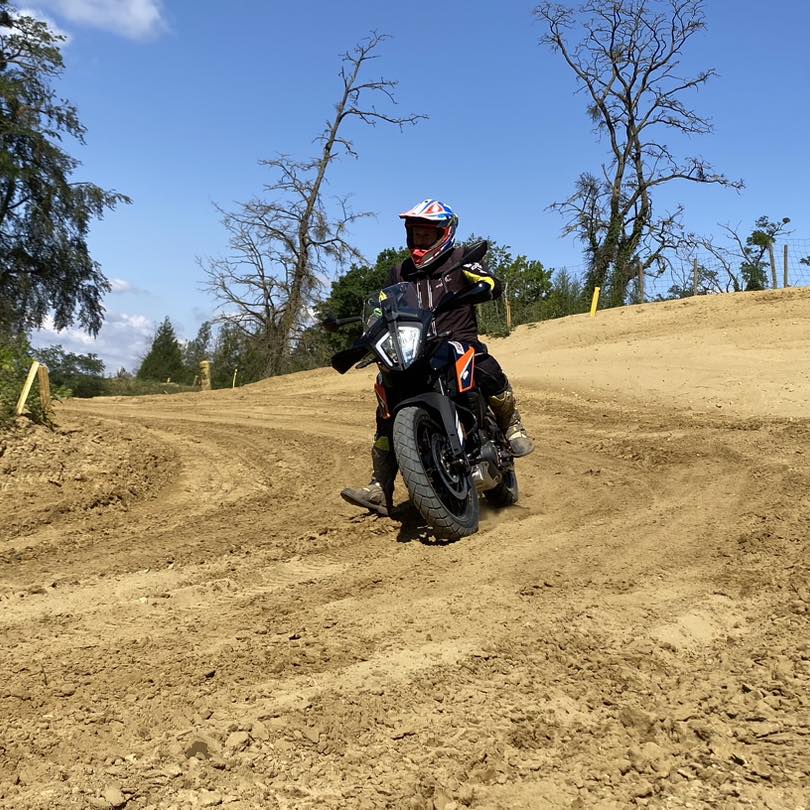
[488, 286, 810, 419]
[1, 417, 176, 547]
[0, 290, 808, 808]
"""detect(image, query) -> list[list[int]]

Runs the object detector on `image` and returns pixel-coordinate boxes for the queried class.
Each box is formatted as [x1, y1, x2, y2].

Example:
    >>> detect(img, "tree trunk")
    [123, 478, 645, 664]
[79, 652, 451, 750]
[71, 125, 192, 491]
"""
[637, 260, 645, 303]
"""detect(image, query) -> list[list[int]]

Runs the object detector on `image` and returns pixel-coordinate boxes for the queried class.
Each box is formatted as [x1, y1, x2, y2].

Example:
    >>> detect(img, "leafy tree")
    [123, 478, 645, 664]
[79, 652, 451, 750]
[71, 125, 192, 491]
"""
[739, 256, 768, 292]
[467, 238, 552, 335]
[137, 317, 184, 382]
[32, 343, 104, 397]
[537, 0, 742, 306]
[542, 268, 586, 319]
[285, 326, 335, 374]
[183, 320, 212, 380]
[210, 321, 265, 388]
[743, 216, 791, 290]
[503, 255, 552, 307]
[202, 33, 423, 378]
[0, 4, 130, 335]
[325, 247, 408, 320]
[314, 246, 409, 352]
[459, 236, 509, 336]
[287, 247, 408, 371]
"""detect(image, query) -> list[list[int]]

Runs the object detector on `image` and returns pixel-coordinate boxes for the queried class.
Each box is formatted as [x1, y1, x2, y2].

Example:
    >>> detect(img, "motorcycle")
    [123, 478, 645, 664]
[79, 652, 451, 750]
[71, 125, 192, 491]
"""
[328, 253, 519, 540]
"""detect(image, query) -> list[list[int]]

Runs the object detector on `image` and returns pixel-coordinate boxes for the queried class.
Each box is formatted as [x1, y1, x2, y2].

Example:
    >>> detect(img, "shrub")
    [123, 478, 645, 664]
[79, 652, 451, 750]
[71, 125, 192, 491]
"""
[32, 344, 105, 398]
[1, 334, 50, 428]
[100, 377, 198, 397]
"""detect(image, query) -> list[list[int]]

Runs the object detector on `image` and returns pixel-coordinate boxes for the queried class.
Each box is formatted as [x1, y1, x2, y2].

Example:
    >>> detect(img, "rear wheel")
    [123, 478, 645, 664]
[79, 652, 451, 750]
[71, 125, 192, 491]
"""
[393, 406, 479, 540]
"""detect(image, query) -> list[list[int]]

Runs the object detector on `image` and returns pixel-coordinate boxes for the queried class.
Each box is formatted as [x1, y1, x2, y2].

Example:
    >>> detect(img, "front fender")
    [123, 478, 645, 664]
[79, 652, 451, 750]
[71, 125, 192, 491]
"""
[393, 392, 465, 459]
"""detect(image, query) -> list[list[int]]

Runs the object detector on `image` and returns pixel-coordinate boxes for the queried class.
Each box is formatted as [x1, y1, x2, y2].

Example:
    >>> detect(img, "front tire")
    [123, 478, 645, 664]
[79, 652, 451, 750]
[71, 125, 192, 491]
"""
[393, 406, 479, 540]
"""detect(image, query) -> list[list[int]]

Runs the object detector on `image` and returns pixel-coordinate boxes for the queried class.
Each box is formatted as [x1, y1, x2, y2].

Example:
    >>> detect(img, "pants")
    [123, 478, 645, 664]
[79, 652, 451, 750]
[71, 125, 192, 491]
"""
[374, 340, 508, 442]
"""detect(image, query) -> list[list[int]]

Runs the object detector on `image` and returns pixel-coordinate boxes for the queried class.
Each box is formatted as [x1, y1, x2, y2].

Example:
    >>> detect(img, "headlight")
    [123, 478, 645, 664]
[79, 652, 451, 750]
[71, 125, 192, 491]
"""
[375, 325, 422, 368]
[395, 325, 422, 366]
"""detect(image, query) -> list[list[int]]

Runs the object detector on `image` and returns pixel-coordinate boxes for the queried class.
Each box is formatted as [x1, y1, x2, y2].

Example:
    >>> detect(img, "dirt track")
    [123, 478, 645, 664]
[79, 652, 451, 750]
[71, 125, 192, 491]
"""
[1, 290, 809, 809]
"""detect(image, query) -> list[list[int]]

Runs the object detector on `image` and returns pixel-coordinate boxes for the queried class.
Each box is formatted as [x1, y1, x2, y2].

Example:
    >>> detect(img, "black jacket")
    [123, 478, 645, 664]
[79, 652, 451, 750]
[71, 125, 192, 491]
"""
[386, 241, 502, 342]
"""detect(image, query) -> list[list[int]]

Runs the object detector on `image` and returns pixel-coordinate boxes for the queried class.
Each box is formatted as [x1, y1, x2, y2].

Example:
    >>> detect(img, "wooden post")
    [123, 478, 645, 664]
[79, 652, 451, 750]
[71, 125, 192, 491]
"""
[637, 260, 645, 303]
[589, 286, 601, 318]
[504, 296, 512, 331]
[37, 365, 51, 412]
[692, 259, 700, 296]
[199, 360, 211, 391]
[783, 243, 790, 287]
[15, 361, 40, 416]
[232, 368, 238, 389]
[768, 243, 778, 289]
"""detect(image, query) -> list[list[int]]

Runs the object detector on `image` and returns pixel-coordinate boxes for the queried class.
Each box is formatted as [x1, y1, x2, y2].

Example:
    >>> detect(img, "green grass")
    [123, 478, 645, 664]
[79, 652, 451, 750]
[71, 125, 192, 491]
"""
[99, 378, 200, 397]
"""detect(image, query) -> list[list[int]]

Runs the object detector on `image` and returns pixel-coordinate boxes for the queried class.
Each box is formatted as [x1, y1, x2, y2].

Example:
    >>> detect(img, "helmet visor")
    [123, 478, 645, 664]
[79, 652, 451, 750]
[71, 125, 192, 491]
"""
[405, 221, 445, 252]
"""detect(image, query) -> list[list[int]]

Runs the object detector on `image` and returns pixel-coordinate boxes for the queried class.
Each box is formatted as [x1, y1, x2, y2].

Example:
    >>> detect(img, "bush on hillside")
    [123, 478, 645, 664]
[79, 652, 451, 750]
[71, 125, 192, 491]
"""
[100, 377, 199, 397]
[32, 344, 105, 398]
[1, 335, 51, 428]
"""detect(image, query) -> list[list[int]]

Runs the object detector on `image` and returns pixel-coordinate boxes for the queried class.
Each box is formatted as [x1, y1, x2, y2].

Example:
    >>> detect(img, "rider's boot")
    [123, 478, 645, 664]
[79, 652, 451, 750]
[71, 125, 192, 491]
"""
[340, 436, 398, 516]
[488, 384, 535, 457]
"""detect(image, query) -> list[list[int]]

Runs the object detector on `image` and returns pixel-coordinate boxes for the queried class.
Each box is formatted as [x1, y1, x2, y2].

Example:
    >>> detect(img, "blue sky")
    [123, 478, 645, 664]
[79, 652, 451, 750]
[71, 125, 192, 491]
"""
[26, 0, 810, 371]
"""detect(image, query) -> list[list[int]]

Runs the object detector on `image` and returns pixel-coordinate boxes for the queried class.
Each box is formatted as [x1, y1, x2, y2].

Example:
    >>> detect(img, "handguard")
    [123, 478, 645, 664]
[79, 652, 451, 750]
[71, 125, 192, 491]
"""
[433, 280, 494, 315]
[331, 342, 368, 374]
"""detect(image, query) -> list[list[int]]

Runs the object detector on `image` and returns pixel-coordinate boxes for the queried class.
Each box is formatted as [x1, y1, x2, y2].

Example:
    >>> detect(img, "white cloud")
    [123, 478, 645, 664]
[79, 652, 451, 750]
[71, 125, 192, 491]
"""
[106, 312, 153, 333]
[37, 314, 97, 346]
[108, 278, 155, 295]
[109, 278, 133, 293]
[107, 278, 157, 299]
[25, 0, 166, 40]
[33, 311, 156, 373]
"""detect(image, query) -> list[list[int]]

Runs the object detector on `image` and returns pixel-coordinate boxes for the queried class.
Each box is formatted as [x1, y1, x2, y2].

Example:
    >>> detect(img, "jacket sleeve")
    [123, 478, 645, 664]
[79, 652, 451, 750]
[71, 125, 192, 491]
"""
[461, 261, 503, 301]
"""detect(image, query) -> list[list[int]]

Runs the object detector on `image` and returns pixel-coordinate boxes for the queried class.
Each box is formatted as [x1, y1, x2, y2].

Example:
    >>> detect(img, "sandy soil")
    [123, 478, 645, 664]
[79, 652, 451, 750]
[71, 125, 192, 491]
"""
[1, 288, 808, 809]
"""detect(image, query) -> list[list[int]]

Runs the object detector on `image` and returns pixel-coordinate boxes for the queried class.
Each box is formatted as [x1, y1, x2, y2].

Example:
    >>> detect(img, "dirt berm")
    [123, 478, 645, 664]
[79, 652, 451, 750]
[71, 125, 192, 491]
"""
[1, 289, 809, 809]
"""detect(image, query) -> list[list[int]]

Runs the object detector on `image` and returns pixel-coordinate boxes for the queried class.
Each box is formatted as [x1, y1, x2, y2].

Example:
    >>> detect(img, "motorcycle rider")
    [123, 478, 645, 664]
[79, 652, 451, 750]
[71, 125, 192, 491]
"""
[341, 199, 534, 515]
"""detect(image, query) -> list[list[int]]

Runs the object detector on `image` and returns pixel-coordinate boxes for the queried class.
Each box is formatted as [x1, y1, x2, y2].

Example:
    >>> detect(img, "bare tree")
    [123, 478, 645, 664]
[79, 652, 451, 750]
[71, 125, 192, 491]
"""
[202, 33, 423, 376]
[682, 215, 791, 294]
[536, 0, 743, 306]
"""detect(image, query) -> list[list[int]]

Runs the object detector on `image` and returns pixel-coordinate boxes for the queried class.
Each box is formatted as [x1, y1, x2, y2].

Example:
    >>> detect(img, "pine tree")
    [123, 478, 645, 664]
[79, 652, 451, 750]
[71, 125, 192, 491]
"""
[137, 317, 185, 382]
[182, 320, 212, 380]
[0, 3, 130, 335]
